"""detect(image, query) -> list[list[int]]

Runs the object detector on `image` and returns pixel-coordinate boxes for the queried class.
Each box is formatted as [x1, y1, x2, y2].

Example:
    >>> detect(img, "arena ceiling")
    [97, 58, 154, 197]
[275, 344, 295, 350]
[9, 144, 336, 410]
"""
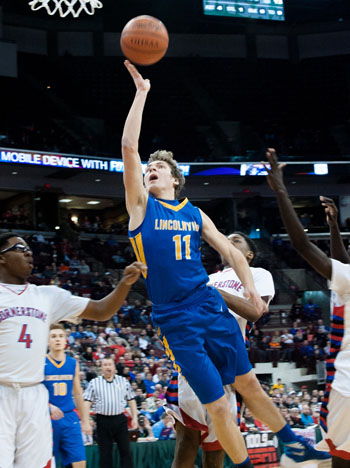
[2, 0, 350, 32]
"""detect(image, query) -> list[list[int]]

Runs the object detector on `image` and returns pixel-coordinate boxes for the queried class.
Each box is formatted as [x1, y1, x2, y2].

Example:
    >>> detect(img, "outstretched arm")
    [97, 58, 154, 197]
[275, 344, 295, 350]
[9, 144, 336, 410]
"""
[218, 290, 267, 322]
[200, 209, 266, 315]
[73, 362, 92, 435]
[80, 262, 147, 320]
[122, 60, 150, 215]
[263, 148, 332, 280]
[320, 196, 350, 264]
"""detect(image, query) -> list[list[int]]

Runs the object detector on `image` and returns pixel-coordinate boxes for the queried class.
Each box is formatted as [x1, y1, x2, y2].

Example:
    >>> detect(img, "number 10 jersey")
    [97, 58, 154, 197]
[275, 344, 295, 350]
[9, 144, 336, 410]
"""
[44, 354, 76, 412]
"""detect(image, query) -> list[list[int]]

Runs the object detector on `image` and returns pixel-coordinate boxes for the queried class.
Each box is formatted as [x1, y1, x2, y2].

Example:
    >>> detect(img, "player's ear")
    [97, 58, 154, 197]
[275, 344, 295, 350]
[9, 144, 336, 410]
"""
[0, 254, 6, 265]
[174, 178, 179, 187]
[247, 251, 254, 262]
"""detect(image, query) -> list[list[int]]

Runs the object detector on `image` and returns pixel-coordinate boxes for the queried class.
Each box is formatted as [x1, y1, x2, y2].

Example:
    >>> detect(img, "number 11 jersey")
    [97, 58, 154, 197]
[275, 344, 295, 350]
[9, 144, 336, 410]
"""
[129, 195, 209, 310]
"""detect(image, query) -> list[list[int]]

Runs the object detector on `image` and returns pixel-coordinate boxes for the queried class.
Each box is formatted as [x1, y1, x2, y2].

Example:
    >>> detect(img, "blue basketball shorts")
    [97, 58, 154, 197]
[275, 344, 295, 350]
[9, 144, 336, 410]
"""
[153, 286, 252, 404]
[52, 410, 86, 465]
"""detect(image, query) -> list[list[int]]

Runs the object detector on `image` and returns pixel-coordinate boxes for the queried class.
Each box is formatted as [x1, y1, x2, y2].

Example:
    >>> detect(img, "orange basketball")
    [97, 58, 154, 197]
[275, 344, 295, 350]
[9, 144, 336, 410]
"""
[120, 15, 169, 66]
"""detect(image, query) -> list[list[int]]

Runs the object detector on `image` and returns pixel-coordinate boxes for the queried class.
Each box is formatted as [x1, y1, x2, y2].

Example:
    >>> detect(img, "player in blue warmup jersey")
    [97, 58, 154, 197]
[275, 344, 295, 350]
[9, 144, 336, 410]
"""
[122, 60, 266, 468]
[44, 323, 91, 468]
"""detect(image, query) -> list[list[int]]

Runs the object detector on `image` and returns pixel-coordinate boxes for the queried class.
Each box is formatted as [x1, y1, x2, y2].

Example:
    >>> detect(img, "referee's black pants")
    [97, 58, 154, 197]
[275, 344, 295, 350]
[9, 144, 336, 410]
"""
[96, 413, 133, 468]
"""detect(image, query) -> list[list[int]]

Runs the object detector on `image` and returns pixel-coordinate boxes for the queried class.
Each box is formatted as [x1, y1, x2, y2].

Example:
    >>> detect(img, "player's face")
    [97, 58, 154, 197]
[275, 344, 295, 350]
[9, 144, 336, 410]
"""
[0, 237, 33, 280]
[144, 161, 178, 198]
[220, 234, 253, 266]
[49, 329, 67, 351]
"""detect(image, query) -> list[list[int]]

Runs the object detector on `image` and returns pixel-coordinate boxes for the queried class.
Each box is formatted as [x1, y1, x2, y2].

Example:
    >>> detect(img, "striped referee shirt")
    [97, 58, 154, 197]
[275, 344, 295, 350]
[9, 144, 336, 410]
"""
[84, 375, 135, 416]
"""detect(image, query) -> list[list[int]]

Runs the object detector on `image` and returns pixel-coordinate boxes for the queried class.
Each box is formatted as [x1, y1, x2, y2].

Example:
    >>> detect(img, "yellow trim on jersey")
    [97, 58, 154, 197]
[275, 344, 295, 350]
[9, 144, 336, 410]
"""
[46, 354, 66, 369]
[161, 334, 182, 374]
[129, 233, 148, 279]
[157, 198, 189, 212]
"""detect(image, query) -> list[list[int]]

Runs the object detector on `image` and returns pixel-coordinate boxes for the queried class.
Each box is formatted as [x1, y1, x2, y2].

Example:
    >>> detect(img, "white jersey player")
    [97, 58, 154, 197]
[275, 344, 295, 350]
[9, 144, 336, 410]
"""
[316, 260, 350, 458]
[210, 264, 275, 336]
[168, 231, 330, 468]
[167, 232, 274, 468]
[264, 147, 350, 467]
[0, 232, 145, 468]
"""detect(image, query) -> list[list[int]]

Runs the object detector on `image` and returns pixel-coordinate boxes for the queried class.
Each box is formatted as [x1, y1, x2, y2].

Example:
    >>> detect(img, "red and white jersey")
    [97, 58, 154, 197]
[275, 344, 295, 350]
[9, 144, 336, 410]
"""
[0, 283, 89, 384]
[329, 259, 350, 397]
[209, 266, 275, 337]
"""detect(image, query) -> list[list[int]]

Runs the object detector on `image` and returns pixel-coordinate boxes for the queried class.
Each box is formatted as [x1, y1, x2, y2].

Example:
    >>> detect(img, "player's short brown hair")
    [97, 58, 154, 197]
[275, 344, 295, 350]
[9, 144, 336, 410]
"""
[148, 150, 185, 198]
[50, 323, 65, 332]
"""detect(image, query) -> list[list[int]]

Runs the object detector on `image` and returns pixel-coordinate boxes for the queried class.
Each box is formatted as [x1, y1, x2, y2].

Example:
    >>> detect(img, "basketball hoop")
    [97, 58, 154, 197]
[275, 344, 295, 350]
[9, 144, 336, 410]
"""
[28, 0, 103, 18]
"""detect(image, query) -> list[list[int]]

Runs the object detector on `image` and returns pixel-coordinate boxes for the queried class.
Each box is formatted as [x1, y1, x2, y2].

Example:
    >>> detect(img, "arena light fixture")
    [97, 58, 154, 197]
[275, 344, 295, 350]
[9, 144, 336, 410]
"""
[314, 164, 328, 175]
[59, 199, 72, 203]
[87, 201, 100, 205]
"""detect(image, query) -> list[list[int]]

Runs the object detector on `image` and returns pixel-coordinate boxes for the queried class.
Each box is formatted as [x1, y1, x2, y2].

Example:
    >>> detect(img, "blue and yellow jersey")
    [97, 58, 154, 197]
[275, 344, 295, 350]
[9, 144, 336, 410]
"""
[129, 195, 209, 310]
[44, 354, 76, 413]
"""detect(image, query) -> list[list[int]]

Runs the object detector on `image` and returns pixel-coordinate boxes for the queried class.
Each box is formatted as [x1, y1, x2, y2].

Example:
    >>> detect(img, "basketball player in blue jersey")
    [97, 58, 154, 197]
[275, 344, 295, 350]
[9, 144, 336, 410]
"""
[122, 60, 266, 468]
[44, 323, 91, 468]
[168, 232, 330, 468]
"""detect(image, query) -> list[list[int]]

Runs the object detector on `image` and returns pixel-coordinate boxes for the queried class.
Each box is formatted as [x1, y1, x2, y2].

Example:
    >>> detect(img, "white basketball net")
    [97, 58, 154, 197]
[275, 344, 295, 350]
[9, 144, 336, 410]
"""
[28, 0, 103, 18]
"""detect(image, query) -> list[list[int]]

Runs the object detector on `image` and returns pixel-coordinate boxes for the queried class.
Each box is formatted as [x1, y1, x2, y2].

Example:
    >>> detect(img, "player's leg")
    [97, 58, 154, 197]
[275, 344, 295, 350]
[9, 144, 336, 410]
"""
[95, 415, 114, 468]
[59, 411, 86, 468]
[52, 418, 63, 467]
[201, 386, 235, 468]
[157, 337, 250, 463]
[171, 420, 201, 468]
[155, 295, 253, 466]
[201, 295, 252, 465]
[233, 370, 286, 432]
[234, 369, 330, 465]
[202, 450, 225, 468]
[72, 461, 86, 468]
[204, 394, 248, 464]
[112, 413, 133, 468]
[315, 388, 350, 468]
[0, 385, 17, 468]
[15, 384, 53, 468]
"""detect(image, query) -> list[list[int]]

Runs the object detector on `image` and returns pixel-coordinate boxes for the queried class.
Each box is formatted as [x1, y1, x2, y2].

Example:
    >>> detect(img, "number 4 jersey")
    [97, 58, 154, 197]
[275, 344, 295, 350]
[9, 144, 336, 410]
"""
[44, 354, 76, 412]
[129, 195, 209, 310]
[0, 283, 89, 384]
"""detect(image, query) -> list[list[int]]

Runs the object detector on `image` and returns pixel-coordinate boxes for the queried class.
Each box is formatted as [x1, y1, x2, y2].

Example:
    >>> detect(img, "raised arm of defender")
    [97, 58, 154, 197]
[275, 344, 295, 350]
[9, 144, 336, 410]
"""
[321, 196, 350, 264]
[263, 148, 332, 280]
[122, 60, 150, 224]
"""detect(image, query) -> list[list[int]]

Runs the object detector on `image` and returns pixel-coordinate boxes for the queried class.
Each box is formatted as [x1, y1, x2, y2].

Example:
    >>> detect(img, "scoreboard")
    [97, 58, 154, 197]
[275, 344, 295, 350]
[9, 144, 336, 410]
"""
[203, 0, 285, 21]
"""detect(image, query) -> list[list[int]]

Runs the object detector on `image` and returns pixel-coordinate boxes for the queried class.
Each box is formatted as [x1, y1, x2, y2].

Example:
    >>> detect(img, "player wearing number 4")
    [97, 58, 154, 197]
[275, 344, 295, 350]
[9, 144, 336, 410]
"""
[0, 231, 146, 468]
[44, 323, 90, 468]
[122, 60, 268, 468]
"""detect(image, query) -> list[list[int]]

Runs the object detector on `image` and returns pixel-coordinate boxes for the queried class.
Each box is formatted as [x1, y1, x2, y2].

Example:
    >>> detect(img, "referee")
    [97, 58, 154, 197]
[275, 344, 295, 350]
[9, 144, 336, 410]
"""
[84, 357, 137, 468]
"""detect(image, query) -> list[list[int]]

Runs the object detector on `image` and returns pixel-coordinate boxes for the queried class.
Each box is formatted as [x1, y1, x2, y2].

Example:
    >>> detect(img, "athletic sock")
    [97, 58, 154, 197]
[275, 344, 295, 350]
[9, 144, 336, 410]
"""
[236, 456, 254, 468]
[276, 423, 298, 444]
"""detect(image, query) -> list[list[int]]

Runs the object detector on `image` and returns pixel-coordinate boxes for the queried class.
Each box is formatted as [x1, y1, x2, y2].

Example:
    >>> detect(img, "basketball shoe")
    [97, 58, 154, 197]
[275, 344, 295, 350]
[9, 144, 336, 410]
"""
[281, 435, 331, 467]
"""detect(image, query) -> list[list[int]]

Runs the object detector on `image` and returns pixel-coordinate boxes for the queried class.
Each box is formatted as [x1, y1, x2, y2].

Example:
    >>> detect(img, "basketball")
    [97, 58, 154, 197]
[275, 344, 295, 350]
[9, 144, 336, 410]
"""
[120, 15, 169, 66]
